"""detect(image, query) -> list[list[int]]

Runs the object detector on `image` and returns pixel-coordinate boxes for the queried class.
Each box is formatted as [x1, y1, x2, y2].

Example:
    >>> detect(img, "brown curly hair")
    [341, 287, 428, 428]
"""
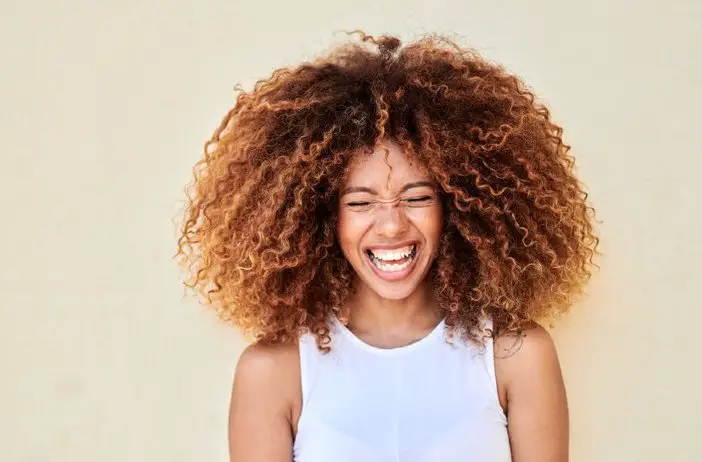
[176, 32, 599, 349]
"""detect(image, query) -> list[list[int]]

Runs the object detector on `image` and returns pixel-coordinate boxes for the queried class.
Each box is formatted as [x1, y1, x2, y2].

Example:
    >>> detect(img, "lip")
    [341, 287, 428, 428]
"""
[363, 242, 420, 282]
[364, 241, 419, 251]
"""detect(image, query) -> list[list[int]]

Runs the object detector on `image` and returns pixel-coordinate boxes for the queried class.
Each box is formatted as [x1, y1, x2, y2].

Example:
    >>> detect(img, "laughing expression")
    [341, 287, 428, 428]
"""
[337, 140, 443, 300]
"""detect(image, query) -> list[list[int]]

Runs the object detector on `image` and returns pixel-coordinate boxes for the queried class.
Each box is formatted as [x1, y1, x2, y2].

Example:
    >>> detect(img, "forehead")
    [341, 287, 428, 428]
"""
[344, 140, 430, 189]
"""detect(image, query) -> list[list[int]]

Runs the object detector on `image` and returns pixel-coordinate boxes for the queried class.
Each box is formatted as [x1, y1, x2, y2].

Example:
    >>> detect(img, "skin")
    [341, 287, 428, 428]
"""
[227, 140, 569, 461]
[336, 140, 445, 346]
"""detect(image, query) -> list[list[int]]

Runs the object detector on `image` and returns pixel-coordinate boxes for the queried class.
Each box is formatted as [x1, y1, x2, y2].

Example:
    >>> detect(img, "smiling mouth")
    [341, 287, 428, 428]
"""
[366, 244, 417, 273]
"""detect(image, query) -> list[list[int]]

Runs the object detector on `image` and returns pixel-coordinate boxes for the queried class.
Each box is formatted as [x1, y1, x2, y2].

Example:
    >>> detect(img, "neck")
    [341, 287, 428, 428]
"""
[344, 279, 442, 339]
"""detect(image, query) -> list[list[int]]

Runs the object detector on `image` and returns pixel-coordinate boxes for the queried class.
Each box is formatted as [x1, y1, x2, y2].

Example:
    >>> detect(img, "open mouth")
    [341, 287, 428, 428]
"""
[366, 244, 418, 273]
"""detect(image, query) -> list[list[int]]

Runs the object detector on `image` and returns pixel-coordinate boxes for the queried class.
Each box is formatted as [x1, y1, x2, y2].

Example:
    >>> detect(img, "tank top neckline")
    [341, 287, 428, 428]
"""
[332, 316, 447, 356]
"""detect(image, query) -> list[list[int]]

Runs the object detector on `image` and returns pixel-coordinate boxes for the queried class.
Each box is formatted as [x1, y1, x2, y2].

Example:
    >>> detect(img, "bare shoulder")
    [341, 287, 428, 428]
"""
[493, 323, 569, 461]
[228, 341, 301, 461]
[232, 341, 301, 412]
[494, 322, 558, 365]
[493, 322, 563, 402]
[235, 341, 300, 382]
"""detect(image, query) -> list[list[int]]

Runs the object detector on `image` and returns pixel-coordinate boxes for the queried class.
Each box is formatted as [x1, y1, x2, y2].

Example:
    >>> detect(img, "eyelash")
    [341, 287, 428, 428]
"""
[405, 196, 432, 204]
[346, 196, 433, 208]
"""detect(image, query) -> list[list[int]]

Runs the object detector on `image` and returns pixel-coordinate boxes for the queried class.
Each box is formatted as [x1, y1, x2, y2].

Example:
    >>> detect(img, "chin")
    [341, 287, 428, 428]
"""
[366, 281, 419, 301]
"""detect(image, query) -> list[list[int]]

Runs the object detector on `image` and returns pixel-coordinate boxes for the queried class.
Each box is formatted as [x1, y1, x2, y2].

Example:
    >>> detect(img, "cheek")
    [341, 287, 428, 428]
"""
[336, 211, 365, 255]
[413, 207, 444, 245]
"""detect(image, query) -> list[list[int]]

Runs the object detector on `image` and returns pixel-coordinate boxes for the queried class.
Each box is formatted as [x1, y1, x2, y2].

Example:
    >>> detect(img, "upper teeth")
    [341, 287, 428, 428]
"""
[369, 245, 414, 261]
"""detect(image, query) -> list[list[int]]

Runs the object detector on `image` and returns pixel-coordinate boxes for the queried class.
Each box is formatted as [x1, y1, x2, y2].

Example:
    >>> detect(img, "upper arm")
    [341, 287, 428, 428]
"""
[228, 342, 298, 462]
[495, 323, 569, 462]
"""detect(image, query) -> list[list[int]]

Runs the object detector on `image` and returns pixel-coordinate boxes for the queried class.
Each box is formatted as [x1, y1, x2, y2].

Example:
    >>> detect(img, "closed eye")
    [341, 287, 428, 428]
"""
[403, 196, 433, 205]
[345, 201, 375, 211]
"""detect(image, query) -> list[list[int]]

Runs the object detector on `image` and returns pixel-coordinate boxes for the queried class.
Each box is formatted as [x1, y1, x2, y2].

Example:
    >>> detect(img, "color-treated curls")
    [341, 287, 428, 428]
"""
[176, 32, 599, 349]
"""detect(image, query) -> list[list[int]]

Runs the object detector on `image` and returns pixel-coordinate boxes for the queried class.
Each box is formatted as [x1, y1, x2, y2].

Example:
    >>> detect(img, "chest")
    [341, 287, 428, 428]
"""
[293, 346, 511, 462]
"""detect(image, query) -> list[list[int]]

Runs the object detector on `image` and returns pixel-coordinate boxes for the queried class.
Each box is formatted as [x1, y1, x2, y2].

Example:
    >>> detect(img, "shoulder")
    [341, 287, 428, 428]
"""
[494, 322, 558, 365]
[237, 340, 300, 369]
[493, 322, 563, 402]
[234, 341, 300, 392]
[492, 323, 569, 460]
[231, 341, 301, 415]
[228, 342, 302, 459]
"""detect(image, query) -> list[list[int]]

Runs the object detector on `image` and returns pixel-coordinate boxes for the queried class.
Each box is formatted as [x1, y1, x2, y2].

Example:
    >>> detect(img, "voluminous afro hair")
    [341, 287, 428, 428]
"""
[176, 32, 598, 348]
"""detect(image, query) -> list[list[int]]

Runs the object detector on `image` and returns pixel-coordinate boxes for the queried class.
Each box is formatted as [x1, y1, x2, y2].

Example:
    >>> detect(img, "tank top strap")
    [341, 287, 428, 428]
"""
[298, 332, 322, 404]
[480, 316, 500, 402]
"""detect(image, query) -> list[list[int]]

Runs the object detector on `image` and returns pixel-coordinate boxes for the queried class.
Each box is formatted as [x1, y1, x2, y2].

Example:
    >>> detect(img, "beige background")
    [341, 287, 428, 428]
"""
[1, 0, 700, 461]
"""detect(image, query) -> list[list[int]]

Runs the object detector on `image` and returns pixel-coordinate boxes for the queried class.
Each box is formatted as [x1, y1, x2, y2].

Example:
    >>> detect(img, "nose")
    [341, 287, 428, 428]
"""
[374, 202, 409, 238]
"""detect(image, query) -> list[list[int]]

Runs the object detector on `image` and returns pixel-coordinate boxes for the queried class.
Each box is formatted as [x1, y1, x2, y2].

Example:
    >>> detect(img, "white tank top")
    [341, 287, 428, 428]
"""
[293, 317, 512, 462]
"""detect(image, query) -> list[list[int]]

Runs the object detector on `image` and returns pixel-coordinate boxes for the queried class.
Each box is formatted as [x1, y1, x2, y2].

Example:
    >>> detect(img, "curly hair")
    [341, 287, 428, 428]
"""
[176, 32, 599, 349]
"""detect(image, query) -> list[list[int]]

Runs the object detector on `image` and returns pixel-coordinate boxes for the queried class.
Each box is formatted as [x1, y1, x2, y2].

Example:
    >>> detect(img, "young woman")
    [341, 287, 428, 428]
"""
[177, 32, 598, 462]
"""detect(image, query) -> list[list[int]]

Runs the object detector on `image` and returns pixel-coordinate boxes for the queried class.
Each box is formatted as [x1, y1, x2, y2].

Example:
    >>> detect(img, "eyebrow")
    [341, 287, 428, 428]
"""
[341, 181, 435, 196]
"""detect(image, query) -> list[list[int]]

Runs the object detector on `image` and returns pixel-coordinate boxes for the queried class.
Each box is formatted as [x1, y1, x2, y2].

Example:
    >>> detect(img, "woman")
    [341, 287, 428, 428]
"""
[177, 32, 598, 462]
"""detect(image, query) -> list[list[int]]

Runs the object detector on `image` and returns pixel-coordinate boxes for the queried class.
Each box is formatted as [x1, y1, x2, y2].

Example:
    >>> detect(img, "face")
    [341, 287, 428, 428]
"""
[337, 140, 443, 300]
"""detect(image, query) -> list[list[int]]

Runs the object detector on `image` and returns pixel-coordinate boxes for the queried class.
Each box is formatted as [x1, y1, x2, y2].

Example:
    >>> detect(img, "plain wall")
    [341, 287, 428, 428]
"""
[1, 0, 700, 460]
